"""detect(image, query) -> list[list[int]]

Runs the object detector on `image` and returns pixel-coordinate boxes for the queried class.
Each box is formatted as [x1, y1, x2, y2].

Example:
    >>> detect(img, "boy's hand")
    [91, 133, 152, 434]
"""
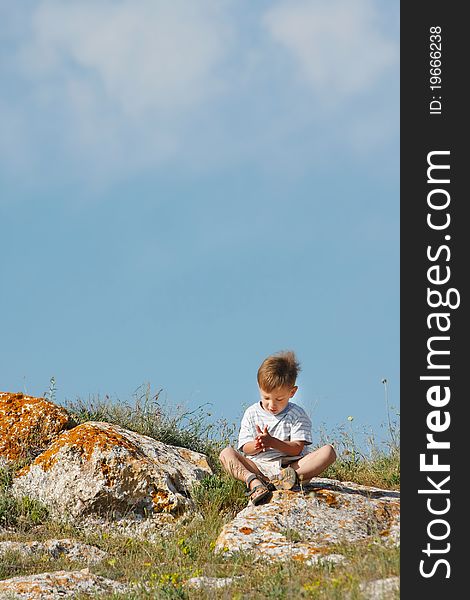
[253, 438, 264, 453]
[253, 425, 306, 456]
[255, 424, 275, 451]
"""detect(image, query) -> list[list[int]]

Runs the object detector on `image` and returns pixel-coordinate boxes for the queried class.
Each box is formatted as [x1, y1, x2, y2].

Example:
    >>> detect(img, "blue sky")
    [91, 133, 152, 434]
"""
[1, 0, 399, 447]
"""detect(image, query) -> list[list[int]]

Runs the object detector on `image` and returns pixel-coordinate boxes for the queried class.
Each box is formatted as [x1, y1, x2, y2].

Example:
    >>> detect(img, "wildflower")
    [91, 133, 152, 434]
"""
[159, 573, 181, 586]
[177, 538, 191, 556]
[191, 568, 203, 577]
[303, 580, 321, 592]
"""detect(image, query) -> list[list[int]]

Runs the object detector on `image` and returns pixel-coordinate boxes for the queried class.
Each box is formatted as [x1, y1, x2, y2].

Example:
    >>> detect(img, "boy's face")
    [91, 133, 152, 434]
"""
[259, 385, 298, 415]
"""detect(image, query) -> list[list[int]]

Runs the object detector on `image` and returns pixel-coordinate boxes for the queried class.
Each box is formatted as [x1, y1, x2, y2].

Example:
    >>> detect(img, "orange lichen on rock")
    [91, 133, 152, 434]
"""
[151, 489, 175, 512]
[100, 460, 117, 487]
[373, 501, 400, 534]
[5, 583, 43, 594]
[0, 570, 128, 595]
[378, 528, 391, 537]
[12, 420, 212, 518]
[17, 422, 147, 475]
[291, 549, 320, 560]
[176, 448, 211, 470]
[239, 527, 254, 535]
[0, 391, 75, 461]
[313, 488, 340, 508]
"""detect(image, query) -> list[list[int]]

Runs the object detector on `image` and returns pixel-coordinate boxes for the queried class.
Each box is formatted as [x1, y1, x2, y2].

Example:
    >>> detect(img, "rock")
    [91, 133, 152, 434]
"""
[215, 478, 399, 563]
[0, 569, 128, 599]
[12, 421, 212, 518]
[0, 392, 75, 463]
[186, 576, 241, 589]
[360, 576, 400, 599]
[75, 513, 179, 543]
[304, 553, 346, 567]
[0, 539, 106, 564]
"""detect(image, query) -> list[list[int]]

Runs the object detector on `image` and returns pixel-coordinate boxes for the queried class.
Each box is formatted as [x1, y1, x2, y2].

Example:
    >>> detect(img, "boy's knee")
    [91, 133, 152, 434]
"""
[325, 444, 337, 462]
[219, 446, 236, 463]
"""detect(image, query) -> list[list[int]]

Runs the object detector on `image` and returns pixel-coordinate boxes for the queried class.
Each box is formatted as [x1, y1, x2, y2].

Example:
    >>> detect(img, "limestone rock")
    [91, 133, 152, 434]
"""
[0, 392, 75, 463]
[12, 421, 212, 518]
[215, 478, 399, 563]
[0, 569, 128, 599]
[186, 576, 241, 589]
[0, 539, 106, 564]
[76, 513, 179, 543]
[360, 576, 400, 599]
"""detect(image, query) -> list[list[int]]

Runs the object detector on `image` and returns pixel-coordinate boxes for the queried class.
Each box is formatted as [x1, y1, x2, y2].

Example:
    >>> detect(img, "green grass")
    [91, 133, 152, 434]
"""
[0, 494, 49, 531]
[316, 417, 400, 490]
[322, 449, 400, 490]
[1, 390, 400, 598]
[63, 388, 400, 489]
[0, 462, 51, 532]
[63, 385, 236, 473]
[1, 516, 399, 599]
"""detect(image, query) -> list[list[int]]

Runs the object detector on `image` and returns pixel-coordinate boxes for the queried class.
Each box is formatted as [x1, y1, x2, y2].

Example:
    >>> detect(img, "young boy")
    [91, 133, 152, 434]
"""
[219, 351, 336, 505]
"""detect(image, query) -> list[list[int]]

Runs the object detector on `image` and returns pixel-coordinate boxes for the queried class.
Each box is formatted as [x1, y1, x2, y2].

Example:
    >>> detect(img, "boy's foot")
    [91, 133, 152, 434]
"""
[245, 474, 272, 506]
[257, 474, 276, 492]
[272, 466, 299, 490]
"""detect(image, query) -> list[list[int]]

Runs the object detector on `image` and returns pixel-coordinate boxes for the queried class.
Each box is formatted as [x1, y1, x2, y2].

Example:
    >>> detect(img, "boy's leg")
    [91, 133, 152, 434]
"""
[289, 444, 336, 483]
[219, 447, 268, 488]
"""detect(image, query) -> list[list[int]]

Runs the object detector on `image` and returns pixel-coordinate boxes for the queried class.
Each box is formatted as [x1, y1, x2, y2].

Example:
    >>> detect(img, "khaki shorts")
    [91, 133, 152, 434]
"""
[250, 454, 304, 479]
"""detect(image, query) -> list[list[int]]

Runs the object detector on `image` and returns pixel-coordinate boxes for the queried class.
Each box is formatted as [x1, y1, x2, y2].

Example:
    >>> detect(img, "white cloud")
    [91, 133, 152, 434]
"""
[20, 0, 229, 115]
[263, 0, 397, 102]
[0, 1, 398, 187]
[0, 0, 236, 184]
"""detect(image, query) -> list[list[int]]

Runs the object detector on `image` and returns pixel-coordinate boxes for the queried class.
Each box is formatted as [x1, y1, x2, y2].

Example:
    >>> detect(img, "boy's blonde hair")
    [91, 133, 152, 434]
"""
[257, 350, 301, 392]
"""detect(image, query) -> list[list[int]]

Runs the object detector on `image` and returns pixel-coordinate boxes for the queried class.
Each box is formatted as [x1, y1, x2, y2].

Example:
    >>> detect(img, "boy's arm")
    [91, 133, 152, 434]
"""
[255, 425, 305, 456]
[238, 408, 261, 455]
[268, 437, 305, 456]
[241, 440, 262, 456]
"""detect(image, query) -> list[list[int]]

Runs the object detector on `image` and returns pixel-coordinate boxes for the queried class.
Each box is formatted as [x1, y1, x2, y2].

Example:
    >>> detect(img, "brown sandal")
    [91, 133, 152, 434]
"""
[272, 466, 299, 490]
[245, 474, 272, 505]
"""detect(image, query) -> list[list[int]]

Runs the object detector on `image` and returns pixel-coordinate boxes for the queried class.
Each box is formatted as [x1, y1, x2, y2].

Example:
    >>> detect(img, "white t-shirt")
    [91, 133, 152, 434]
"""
[238, 401, 312, 463]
